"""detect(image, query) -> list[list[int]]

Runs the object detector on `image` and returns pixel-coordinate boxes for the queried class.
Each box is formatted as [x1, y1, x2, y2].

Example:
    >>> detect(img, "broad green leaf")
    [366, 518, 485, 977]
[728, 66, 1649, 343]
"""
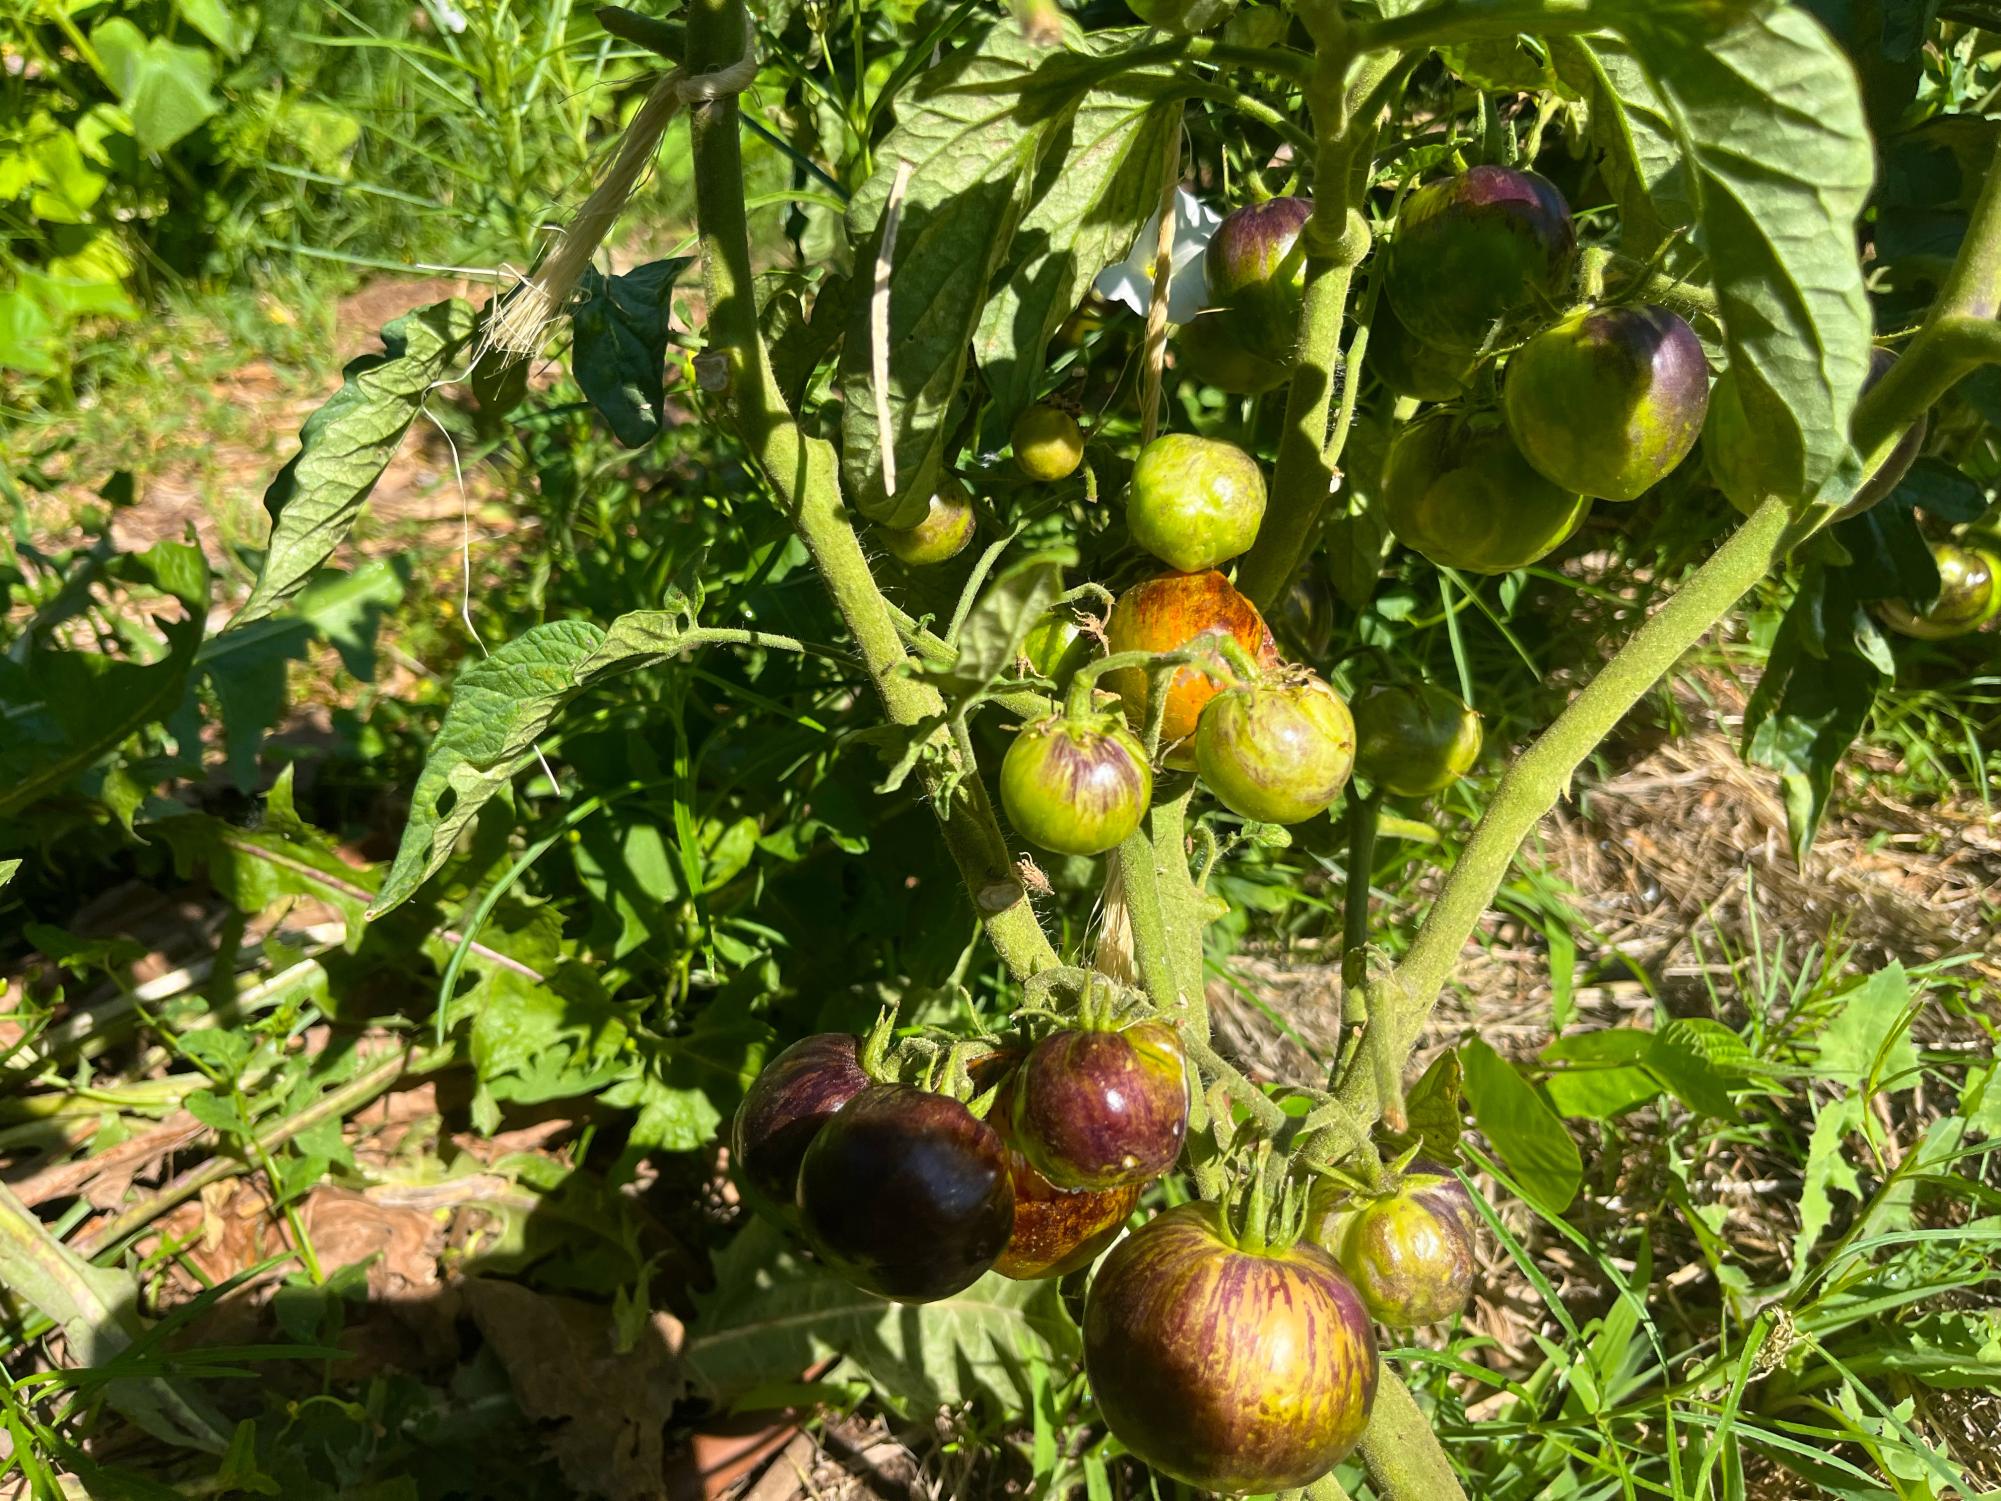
[1550, 37, 1683, 255]
[1545, 1063, 1662, 1121]
[0, 859, 19, 891]
[234, 298, 477, 626]
[1399, 1048, 1465, 1161]
[1813, 964, 1921, 1092]
[0, 543, 208, 818]
[1461, 1037, 1582, 1216]
[90, 19, 220, 154]
[1605, 7, 1874, 507]
[838, 22, 1115, 526]
[687, 1218, 1078, 1412]
[176, 0, 254, 57]
[1645, 1018, 1750, 1122]
[946, 550, 1074, 688]
[973, 91, 1181, 431]
[572, 258, 691, 447]
[0, 288, 57, 376]
[1792, 1094, 1865, 1275]
[369, 606, 735, 917]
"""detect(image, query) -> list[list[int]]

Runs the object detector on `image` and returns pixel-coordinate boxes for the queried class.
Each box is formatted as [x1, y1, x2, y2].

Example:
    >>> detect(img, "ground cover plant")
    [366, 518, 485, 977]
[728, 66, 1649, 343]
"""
[3, 0, 2000, 1498]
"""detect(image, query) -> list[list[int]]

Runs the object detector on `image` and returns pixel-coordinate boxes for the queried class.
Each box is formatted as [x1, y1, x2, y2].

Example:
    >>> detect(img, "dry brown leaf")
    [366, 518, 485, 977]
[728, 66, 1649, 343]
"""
[464, 1278, 686, 1501]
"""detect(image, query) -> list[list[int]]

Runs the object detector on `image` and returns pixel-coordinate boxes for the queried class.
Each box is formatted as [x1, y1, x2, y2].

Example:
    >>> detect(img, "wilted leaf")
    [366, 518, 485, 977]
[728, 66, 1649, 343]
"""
[573, 258, 691, 446]
[235, 298, 477, 626]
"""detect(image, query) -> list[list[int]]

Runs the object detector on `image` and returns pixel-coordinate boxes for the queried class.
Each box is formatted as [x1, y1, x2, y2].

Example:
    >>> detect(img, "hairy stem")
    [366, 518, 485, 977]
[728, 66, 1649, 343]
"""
[1381, 497, 1797, 1062]
[685, 0, 1056, 980]
[1359, 1372, 1469, 1501]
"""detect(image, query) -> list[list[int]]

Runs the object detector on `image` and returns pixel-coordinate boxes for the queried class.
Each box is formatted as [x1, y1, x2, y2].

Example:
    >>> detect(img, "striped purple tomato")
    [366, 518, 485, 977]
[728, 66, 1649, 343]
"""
[1504, 304, 1711, 501]
[1012, 1021, 1190, 1191]
[981, 1067, 1141, 1280]
[1311, 1163, 1480, 1329]
[1388, 166, 1577, 355]
[1084, 1202, 1380, 1493]
[730, 1033, 870, 1225]
[1195, 672, 1355, 825]
[1204, 196, 1313, 364]
[796, 1084, 1014, 1302]
[1000, 714, 1153, 858]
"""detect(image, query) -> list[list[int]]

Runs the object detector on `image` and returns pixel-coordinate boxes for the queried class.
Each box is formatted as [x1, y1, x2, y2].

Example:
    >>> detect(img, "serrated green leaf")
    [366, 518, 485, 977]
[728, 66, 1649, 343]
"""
[1644, 1018, 1746, 1122]
[1595, 8, 1874, 506]
[1793, 1093, 1865, 1274]
[973, 92, 1180, 431]
[839, 23, 1122, 525]
[1814, 964, 1921, 1092]
[1551, 36, 1684, 256]
[687, 1218, 1078, 1412]
[573, 258, 691, 447]
[234, 298, 477, 626]
[1461, 1037, 1582, 1217]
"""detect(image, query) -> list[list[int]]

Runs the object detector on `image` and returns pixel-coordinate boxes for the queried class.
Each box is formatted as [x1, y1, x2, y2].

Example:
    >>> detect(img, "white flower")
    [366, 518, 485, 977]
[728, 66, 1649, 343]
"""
[1094, 188, 1221, 326]
[430, 0, 469, 34]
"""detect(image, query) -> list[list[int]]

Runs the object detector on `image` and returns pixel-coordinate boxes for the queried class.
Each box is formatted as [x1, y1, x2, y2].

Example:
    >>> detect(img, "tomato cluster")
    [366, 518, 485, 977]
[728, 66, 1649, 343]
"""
[730, 1020, 1190, 1302]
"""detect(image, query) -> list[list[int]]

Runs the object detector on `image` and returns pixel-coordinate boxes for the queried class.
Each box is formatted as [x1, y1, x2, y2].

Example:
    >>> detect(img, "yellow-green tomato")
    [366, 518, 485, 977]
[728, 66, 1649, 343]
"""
[1310, 1165, 1479, 1329]
[1351, 683, 1482, 798]
[1013, 404, 1085, 481]
[1001, 715, 1153, 857]
[1195, 674, 1355, 824]
[1503, 304, 1711, 502]
[877, 483, 977, 565]
[1873, 542, 2001, 639]
[1020, 609, 1096, 683]
[1127, 433, 1268, 573]
[1384, 411, 1589, 574]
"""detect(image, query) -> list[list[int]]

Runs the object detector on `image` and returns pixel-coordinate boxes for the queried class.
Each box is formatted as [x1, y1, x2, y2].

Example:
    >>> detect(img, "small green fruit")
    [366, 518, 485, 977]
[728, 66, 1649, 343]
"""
[1127, 433, 1267, 573]
[1013, 404, 1085, 481]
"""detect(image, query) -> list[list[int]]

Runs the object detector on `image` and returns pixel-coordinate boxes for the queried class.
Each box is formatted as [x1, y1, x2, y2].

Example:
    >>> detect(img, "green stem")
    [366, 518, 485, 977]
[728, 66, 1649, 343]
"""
[1149, 787, 1207, 1010]
[1353, 0, 1622, 52]
[1341, 786, 1382, 991]
[1383, 497, 1797, 1056]
[1116, 828, 1184, 1016]
[1359, 1372, 1469, 1501]
[685, 0, 1057, 982]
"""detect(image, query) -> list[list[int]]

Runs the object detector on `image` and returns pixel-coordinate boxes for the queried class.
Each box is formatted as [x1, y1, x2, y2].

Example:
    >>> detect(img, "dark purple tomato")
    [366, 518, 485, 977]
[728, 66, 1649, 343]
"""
[1387, 166, 1578, 355]
[1384, 410, 1590, 574]
[795, 1084, 1014, 1302]
[1205, 196, 1313, 364]
[1195, 673, 1355, 825]
[878, 481, 976, 565]
[981, 1067, 1140, 1280]
[1372, 295, 1476, 403]
[1013, 404, 1085, 481]
[1874, 541, 2001, 639]
[1503, 304, 1711, 501]
[1012, 1022, 1189, 1191]
[1310, 1163, 1479, 1329]
[1352, 683, 1483, 798]
[1083, 1202, 1380, 1493]
[730, 1033, 870, 1224]
[1127, 433, 1267, 574]
[1000, 715, 1153, 858]
[1709, 349, 1927, 519]
[1106, 570, 1281, 768]
[1173, 309, 1295, 394]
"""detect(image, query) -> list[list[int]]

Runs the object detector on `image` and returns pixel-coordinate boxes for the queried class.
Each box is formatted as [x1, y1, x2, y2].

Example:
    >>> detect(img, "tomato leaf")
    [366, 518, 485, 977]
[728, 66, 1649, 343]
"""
[973, 88, 1181, 434]
[1460, 1037, 1582, 1217]
[687, 1218, 1078, 1413]
[1586, 7, 1874, 507]
[944, 548, 1076, 691]
[234, 297, 477, 626]
[573, 257, 691, 447]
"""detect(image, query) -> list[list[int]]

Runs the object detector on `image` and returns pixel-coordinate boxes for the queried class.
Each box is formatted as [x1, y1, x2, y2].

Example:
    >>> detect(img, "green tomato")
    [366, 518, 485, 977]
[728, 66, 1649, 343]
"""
[1873, 542, 2001, 640]
[877, 482, 976, 566]
[1195, 673, 1356, 825]
[1020, 610, 1097, 684]
[1351, 683, 1482, 798]
[1173, 310, 1294, 394]
[1013, 404, 1085, 481]
[1001, 714, 1153, 857]
[1384, 411, 1589, 575]
[1205, 197, 1312, 365]
[1372, 296, 1476, 403]
[1127, 433, 1268, 573]
[1503, 304, 1711, 502]
[1386, 166, 1578, 355]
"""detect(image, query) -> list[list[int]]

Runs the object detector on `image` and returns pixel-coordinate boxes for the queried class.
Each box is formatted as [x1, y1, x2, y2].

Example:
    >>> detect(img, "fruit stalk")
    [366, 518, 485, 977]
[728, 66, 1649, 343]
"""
[684, 0, 1057, 981]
